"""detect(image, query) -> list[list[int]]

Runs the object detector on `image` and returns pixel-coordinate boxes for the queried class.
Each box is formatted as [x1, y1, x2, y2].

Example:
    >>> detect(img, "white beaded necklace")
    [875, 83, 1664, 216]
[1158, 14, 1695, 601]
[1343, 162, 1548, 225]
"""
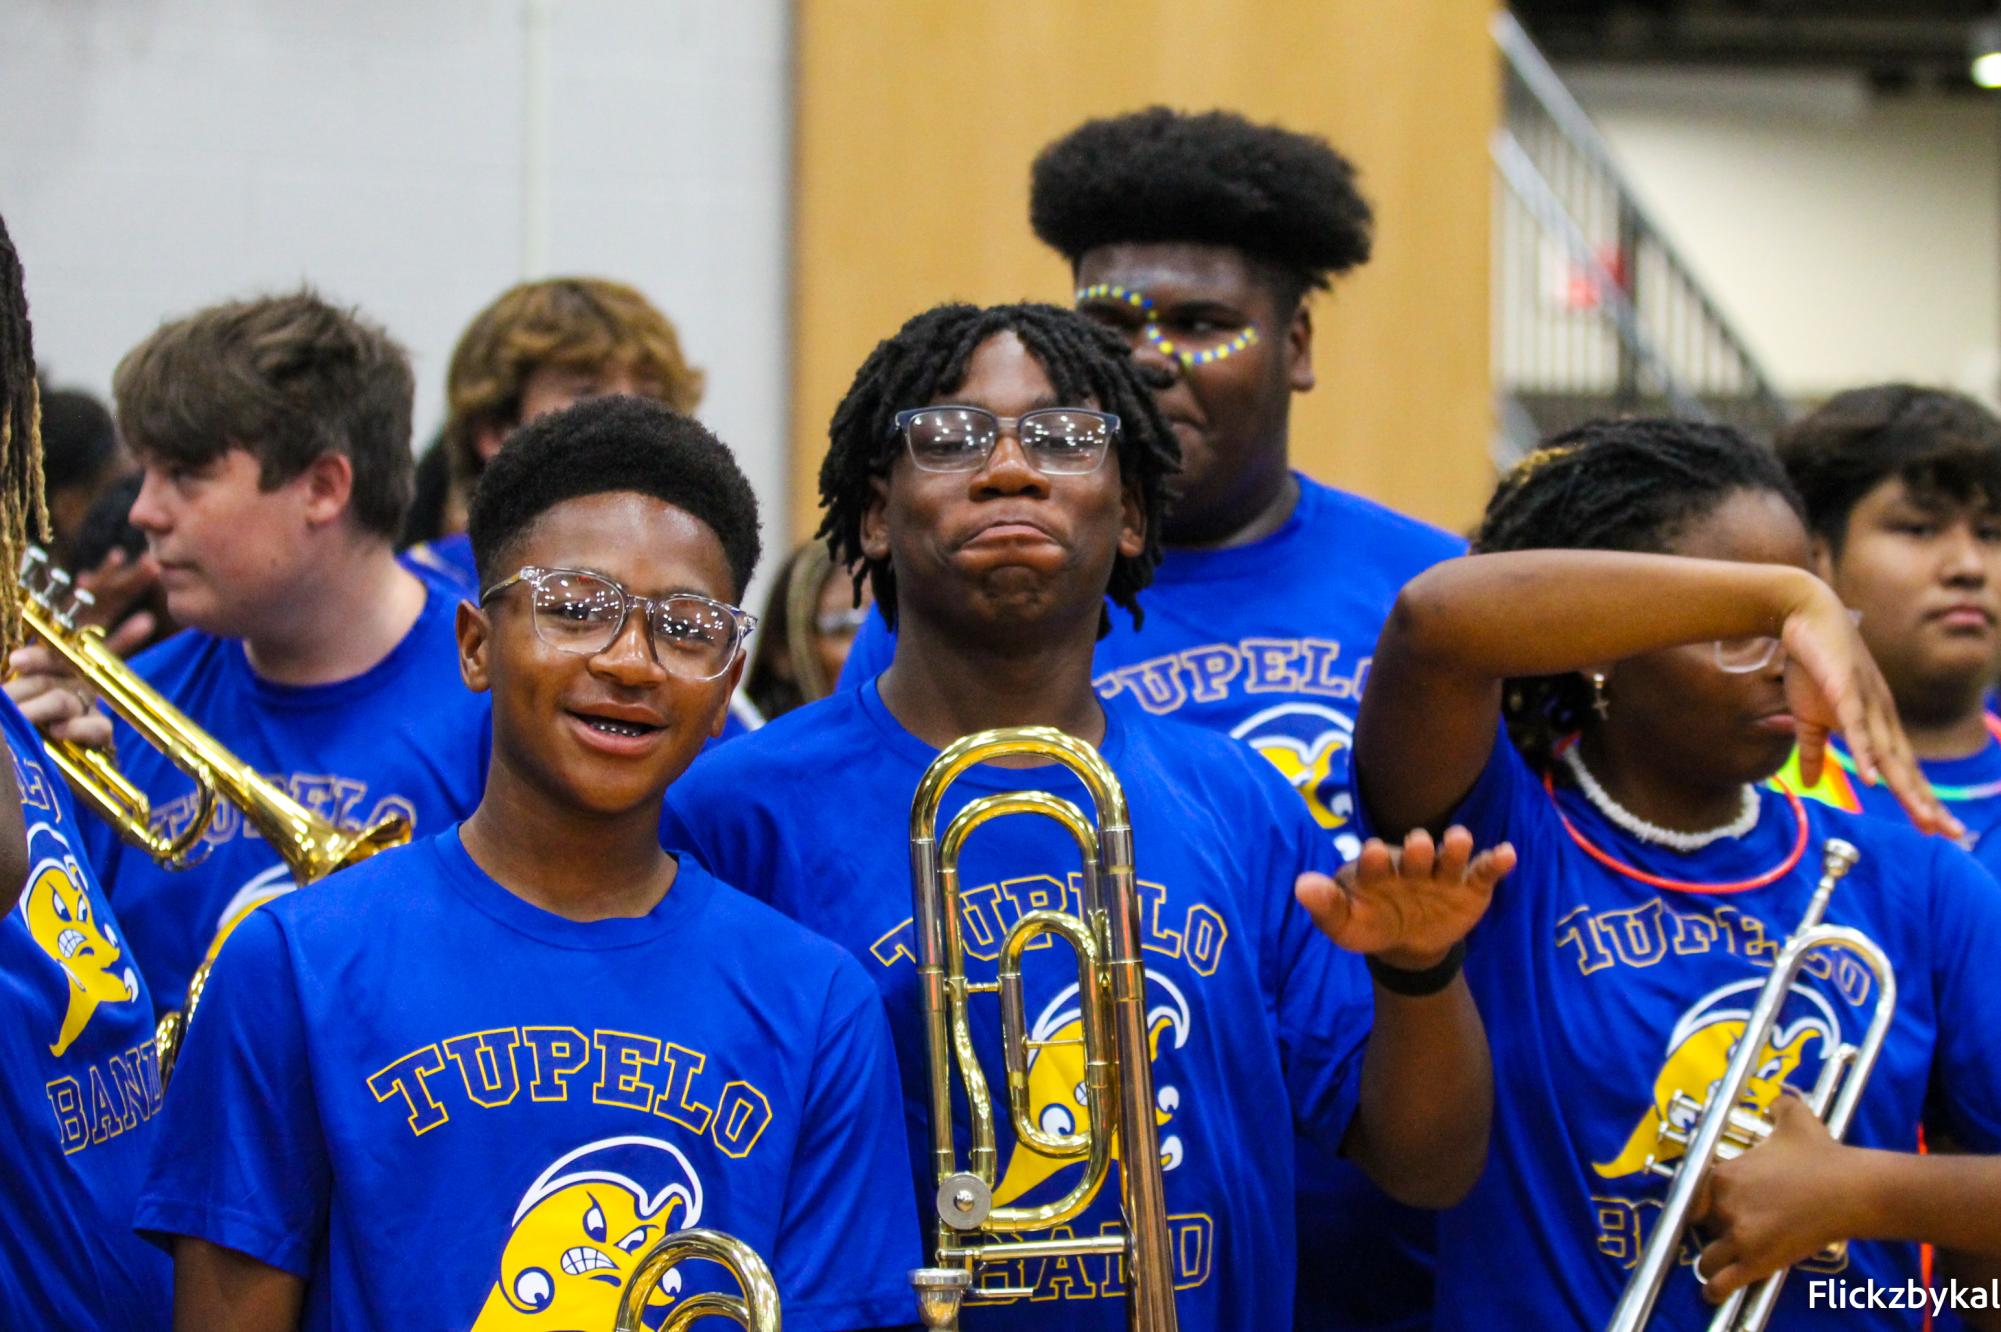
[1558, 745, 1760, 852]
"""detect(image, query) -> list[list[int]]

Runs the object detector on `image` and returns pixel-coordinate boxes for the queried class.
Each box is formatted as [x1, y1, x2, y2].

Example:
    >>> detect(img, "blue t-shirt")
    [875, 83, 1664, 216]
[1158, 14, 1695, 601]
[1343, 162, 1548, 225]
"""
[1784, 716, 2001, 882]
[841, 474, 1464, 863]
[402, 531, 479, 599]
[661, 682, 1374, 1332]
[839, 474, 1462, 1331]
[0, 693, 169, 1329]
[83, 579, 491, 1013]
[134, 829, 919, 1331]
[1402, 737, 2001, 1330]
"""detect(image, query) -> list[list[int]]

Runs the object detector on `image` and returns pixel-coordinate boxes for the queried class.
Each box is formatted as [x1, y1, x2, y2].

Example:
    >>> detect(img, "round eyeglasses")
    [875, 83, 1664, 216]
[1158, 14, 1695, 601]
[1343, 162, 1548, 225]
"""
[480, 566, 756, 680]
[891, 406, 1118, 475]
[1713, 609, 1862, 674]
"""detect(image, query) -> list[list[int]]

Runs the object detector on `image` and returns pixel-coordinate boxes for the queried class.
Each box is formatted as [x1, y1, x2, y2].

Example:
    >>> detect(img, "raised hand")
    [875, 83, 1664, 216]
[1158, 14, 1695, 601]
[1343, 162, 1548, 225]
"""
[1294, 826, 1515, 972]
[1780, 583, 1957, 838]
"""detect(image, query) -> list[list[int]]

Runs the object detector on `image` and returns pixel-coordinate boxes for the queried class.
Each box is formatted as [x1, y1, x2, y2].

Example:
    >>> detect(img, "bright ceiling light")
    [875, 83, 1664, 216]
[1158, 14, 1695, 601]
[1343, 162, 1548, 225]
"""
[1973, 18, 2001, 87]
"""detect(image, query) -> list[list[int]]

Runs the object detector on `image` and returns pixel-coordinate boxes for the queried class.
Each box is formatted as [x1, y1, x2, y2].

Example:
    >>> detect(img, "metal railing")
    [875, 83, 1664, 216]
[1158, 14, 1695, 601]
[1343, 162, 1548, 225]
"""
[1492, 10, 1792, 463]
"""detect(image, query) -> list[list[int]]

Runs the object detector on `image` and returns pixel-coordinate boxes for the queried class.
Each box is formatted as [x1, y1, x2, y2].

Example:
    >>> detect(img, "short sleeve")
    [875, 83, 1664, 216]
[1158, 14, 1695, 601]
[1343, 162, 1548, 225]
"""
[1924, 843, 2001, 1151]
[1267, 770, 1375, 1156]
[770, 965, 922, 1330]
[834, 608, 894, 692]
[132, 910, 330, 1277]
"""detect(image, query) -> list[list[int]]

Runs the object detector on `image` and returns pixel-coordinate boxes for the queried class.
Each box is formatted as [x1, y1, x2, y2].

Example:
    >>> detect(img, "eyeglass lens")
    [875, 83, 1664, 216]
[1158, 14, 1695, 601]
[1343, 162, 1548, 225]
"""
[903, 407, 1112, 473]
[530, 570, 741, 677]
[1713, 637, 1780, 673]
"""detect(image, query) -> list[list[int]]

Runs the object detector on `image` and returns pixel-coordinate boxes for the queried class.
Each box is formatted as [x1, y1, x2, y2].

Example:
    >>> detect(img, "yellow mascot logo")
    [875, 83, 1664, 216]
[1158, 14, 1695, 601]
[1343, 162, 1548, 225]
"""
[21, 850, 138, 1056]
[993, 975, 1190, 1206]
[474, 1135, 704, 1329]
[1594, 979, 1835, 1180]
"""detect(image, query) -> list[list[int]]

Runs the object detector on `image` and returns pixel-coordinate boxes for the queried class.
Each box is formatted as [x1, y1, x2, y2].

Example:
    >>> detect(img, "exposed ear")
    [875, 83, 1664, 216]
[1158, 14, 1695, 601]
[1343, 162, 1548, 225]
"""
[299, 452, 356, 529]
[1287, 302, 1315, 394]
[474, 422, 512, 465]
[1118, 478, 1146, 561]
[860, 475, 893, 562]
[456, 599, 494, 693]
[1810, 534, 1837, 583]
[710, 651, 749, 739]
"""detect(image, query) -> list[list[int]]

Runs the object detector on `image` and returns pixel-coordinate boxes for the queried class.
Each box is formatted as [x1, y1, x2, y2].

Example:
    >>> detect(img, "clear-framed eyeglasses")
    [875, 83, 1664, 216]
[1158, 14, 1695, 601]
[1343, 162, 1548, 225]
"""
[1713, 609, 1862, 674]
[480, 566, 757, 680]
[890, 405, 1119, 475]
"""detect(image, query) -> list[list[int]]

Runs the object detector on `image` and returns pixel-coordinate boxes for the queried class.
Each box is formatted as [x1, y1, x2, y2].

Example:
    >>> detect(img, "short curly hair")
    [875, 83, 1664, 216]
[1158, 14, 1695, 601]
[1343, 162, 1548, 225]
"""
[1030, 107, 1373, 306]
[445, 277, 704, 485]
[1474, 418, 1806, 772]
[469, 395, 760, 600]
[1776, 384, 2001, 554]
[816, 302, 1179, 635]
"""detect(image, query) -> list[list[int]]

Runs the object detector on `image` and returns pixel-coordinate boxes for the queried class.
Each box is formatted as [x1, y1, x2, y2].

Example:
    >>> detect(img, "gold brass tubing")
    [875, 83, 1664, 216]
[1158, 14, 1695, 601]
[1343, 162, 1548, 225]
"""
[614, 1227, 781, 1331]
[907, 726, 1180, 1332]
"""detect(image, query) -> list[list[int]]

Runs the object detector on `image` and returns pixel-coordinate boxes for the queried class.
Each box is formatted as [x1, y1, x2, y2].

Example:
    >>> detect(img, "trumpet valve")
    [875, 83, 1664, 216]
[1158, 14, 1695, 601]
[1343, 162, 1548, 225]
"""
[1653, 1092, 1771, 1161]
[936, 1173, 992, 1232]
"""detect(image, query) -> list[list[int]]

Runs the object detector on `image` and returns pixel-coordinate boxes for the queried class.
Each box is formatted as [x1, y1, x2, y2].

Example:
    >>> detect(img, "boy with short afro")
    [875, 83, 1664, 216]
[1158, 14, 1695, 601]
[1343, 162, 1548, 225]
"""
[137, 396, 920, 1332]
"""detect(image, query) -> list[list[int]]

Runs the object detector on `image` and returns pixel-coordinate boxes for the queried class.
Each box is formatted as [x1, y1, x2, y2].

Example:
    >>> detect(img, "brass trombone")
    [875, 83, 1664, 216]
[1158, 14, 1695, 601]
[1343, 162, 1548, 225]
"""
[16, 548, 411, 1080]
[906, 727, 1178, 1332]
[1605, 837, 1897, 1332]
[613, 1227, 780, 1331]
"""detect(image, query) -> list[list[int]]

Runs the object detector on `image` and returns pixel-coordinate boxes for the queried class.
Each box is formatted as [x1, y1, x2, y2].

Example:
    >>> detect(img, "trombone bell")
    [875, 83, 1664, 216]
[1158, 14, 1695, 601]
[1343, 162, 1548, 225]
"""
[614, 1227, 781, 1331]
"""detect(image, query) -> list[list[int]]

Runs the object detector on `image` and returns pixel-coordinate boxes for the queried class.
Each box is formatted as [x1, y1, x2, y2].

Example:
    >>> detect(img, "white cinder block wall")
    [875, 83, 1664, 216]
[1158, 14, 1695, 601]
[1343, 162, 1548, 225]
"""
[3, 0, 793, 592]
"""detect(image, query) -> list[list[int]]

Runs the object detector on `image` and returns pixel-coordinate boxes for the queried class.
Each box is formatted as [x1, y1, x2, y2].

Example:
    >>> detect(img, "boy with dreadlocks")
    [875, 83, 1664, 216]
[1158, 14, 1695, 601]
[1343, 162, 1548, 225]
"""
[835, 112, 1467, 1328]
[0, 209, 171, 1328]
[1774, 386, 2001, 875]
[1354, 417, 2001, 1328]
[7, 291, 492, 1017]
[664, 301, 1506, 1330]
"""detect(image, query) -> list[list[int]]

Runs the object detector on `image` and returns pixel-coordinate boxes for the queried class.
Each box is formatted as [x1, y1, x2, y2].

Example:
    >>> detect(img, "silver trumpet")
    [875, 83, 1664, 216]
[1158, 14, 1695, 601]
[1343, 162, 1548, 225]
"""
[906, 726, 1178, 1332]
[1605, 837, 1897, 1332]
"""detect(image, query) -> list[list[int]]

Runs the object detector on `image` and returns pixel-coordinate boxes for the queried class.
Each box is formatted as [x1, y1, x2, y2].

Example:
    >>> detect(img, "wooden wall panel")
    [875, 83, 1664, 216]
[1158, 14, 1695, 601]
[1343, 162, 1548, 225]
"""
[791, 0, 1497, 541]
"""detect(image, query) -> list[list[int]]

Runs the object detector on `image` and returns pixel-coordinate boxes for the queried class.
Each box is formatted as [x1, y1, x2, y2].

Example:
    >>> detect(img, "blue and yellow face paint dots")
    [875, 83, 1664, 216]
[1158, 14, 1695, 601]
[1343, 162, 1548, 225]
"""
[1075, 284, 1260, 368]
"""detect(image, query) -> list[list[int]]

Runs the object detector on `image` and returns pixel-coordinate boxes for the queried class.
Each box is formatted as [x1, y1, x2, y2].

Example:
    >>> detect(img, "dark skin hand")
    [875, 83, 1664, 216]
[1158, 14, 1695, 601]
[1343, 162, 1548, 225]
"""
[1358, 544, 1949, 844]
[1298, 826, 1515, 1207]
[1692, 1095, 2001, 1302]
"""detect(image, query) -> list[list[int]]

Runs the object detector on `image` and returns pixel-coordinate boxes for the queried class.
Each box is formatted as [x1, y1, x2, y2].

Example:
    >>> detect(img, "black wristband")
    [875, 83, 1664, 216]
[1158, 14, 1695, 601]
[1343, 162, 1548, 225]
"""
[1366, 940, 1467, 997]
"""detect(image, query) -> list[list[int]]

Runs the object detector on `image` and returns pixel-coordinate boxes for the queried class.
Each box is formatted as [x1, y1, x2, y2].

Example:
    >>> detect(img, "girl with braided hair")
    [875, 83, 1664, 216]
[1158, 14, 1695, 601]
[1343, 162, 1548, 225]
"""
[1355, 416, 2001, 1329]
[0, 208, 171, 1327]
